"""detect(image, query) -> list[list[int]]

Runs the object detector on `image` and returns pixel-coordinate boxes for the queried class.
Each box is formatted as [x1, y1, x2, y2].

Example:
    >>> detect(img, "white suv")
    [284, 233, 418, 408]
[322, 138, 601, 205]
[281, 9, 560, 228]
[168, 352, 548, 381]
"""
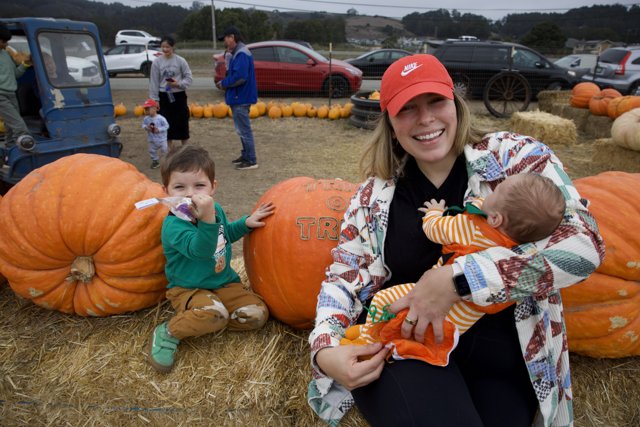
[115, 30, 160, 46]
[101, 44, 162, 77]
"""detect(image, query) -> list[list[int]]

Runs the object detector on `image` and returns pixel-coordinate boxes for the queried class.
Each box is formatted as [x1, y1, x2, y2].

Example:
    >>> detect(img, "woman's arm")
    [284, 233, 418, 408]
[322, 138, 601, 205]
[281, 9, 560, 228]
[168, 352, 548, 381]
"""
[458, 133, 605, 305]
[148, 60, 160, 100]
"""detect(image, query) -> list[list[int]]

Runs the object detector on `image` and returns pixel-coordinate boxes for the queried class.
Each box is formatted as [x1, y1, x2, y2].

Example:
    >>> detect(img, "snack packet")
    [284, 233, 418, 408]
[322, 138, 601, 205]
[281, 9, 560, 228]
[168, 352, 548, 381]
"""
[135, 196, 197, 221]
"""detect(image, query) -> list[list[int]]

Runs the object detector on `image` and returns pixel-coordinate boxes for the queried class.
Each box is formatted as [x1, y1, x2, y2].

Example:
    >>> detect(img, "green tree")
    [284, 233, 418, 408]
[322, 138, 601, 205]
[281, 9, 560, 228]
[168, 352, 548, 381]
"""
[521, 21, 565, 52]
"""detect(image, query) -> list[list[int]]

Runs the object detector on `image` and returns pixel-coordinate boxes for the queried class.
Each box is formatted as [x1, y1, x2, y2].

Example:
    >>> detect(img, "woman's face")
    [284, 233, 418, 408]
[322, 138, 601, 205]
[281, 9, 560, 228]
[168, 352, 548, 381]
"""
[389, 92, 458, 167]
[161, 41, 174, 57]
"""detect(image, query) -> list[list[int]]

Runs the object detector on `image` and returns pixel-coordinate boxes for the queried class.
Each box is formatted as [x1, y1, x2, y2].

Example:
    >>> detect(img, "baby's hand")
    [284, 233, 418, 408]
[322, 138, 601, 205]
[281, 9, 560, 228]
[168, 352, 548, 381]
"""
[191, 194, 215, 223]
[418, 199, 447, 214]
[246, 202, 275, 229]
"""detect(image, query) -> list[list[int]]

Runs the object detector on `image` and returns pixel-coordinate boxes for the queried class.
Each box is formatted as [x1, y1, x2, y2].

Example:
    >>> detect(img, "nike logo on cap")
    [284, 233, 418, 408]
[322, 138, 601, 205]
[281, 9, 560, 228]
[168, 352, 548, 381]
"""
[400, 62, 423, 77]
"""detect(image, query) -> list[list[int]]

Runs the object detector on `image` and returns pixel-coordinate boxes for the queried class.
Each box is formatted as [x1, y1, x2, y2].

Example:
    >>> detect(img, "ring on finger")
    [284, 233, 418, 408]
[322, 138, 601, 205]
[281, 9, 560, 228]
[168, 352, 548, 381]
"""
[404, 317, 417, 326]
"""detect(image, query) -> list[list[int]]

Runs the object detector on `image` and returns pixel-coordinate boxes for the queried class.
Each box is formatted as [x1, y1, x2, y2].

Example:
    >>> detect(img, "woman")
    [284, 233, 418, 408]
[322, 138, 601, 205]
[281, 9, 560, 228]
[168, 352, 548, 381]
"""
[308, 54, 605, 426]
[148, 35, 192, 149]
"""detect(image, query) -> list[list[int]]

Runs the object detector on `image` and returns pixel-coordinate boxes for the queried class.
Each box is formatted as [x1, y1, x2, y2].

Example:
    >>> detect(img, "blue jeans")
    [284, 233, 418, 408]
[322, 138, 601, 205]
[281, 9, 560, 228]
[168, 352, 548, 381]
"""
[230, 104, 256, 164]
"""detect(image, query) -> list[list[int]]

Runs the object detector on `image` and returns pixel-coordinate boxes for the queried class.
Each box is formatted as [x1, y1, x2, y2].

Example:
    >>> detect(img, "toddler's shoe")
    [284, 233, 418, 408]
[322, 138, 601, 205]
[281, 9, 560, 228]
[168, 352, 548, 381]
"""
[148, 322, 180, 372]
[150, 160, 160, 169]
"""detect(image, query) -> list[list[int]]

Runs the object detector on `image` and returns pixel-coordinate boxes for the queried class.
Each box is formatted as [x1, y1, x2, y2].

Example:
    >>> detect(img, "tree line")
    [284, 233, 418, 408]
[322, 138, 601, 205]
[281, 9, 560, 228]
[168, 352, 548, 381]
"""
[1, 0, 638, 50]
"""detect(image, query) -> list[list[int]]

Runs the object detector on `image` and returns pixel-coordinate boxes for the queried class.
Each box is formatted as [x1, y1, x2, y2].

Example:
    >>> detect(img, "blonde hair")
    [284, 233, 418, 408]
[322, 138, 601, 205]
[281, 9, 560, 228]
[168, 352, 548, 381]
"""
[500, 174, 566, 243]
[358, 93, 488, 180]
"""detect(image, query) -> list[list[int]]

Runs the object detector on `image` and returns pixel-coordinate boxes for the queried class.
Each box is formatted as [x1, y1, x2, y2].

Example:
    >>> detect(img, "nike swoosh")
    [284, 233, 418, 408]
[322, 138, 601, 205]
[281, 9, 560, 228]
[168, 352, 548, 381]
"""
[400, 64, 423, 77]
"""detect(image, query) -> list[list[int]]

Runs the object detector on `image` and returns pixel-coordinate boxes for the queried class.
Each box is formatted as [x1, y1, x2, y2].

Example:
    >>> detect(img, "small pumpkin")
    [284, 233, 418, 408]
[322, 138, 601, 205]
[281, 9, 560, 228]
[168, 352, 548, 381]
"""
[213, 103, 228, 119]
[0, 154, 168, 316]
[249, 104, 260, 119]
[328, 106, 341, 120]
[562, 172, 640, 357]
[203, 104, 214, 118]
[292, 102, 307, 117]
[256, 101, 267, 116]
[244, 177, 358, 329]
[588, 88, 622, 116]
[316, 105, 329, 119]
[306, 106, 317, 118]
[134, 104, 145, 117]
[611, 108, 640, 151]
[281, 105, 293, 117]
[616, 96, 640, 117]
[268, 105, 282, 119]
[113, 102, 127, 117]
[570, 82, 600, 109]
[191, 103, 204, 118]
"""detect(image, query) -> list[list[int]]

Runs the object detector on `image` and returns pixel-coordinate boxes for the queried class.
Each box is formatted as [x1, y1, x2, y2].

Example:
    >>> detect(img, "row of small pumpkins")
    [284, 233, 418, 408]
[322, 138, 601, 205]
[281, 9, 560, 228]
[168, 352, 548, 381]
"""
[570, 82, 640, 119]
[0, 155, 638, 359]
[114, 101, 353, 120]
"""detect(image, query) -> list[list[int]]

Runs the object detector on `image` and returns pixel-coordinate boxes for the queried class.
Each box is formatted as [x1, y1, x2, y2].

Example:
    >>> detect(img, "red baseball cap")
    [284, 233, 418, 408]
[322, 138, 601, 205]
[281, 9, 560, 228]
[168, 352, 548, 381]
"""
[143, 98, 158, 108]
[380, 54, 454, 117]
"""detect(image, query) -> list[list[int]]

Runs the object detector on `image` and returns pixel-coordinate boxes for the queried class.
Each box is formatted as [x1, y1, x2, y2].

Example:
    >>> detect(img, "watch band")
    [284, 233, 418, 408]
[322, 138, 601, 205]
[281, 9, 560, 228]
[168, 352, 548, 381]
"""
[452, 264, 471, 299]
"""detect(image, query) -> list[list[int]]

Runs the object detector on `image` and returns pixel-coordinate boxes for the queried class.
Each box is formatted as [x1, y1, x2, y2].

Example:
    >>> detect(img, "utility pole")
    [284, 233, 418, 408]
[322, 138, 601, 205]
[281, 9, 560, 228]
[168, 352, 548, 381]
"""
[211, 0, 217, 50]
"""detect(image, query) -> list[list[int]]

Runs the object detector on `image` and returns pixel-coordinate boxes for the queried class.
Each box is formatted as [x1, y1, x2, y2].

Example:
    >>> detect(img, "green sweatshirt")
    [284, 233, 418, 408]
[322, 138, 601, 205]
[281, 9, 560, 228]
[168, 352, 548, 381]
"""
[161, 202, 250, 290]
[0, 49, 26, 94]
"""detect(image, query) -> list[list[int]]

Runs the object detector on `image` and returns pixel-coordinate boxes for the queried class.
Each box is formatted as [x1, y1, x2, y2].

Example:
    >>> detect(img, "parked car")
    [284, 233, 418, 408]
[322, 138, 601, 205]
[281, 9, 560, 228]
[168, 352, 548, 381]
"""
[213, 40, 362, 97]
[580, 46, 640, 95]
[99, 44, 162, 77]
[8, 36, 102, 85]
[554, 53, 598, 81]
[115, 30, 160, 46]
[432, 40, 576, 99]
[345, 48, 412, 78]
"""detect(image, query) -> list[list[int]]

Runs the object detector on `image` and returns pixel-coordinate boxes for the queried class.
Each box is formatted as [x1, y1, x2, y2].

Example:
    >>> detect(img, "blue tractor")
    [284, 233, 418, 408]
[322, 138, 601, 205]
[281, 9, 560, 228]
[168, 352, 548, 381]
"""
[0, 18, 122, 191]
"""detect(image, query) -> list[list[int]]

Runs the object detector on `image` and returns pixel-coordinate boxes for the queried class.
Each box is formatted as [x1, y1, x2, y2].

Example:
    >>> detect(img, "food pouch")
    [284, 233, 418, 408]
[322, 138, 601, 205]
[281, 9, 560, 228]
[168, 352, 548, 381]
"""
[135, 196, 197, 221]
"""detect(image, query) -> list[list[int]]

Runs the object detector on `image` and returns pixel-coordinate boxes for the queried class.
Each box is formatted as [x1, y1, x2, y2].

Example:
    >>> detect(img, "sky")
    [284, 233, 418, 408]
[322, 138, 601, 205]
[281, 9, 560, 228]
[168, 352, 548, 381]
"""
[94, 0, 635, 20]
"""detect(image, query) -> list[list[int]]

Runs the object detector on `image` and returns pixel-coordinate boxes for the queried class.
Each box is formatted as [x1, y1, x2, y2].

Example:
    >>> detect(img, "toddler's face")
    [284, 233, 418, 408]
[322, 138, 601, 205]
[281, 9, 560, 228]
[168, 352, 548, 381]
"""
[166, 169, 216, 198]
[145, 106, 157, 116]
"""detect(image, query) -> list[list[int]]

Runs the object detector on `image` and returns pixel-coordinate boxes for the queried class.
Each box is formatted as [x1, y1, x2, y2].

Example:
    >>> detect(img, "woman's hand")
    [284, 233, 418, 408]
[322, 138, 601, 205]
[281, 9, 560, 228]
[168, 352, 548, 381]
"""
[389, 266, 460, 344]
[315, 343, 388, 391]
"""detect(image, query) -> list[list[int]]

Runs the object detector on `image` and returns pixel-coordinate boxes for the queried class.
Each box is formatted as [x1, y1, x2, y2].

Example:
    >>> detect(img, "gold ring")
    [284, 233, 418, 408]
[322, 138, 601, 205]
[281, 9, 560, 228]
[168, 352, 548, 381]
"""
[404, 317, 417, 326]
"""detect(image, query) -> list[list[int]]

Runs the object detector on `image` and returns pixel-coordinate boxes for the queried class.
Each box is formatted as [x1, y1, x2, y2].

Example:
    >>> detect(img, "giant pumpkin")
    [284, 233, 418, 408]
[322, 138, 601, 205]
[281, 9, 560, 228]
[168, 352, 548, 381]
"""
[243, 177, 357, 329]
[0, 154, 168, 316]
[562, 172, 640, 357]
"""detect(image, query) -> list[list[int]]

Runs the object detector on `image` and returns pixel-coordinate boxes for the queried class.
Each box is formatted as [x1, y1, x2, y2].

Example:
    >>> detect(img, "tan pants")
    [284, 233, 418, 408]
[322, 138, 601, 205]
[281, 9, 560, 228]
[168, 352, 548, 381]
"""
[166, 283, 268, 340]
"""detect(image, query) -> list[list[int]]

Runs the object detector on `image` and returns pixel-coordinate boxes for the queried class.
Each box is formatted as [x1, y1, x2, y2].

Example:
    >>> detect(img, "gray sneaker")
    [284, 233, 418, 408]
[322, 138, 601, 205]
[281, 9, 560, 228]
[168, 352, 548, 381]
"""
[235, 161, 258, 170]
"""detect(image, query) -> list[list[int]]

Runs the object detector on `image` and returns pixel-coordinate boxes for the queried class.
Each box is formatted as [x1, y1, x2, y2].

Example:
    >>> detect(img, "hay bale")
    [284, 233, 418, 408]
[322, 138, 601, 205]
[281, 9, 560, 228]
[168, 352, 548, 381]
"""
[511, 110, 577, 146]
[591, 138, 640, 172]
[1, 258, 638, 426]
[537, 90, 572, 113]
[584, 114, 613, 139]
[560, 105, 592, 131]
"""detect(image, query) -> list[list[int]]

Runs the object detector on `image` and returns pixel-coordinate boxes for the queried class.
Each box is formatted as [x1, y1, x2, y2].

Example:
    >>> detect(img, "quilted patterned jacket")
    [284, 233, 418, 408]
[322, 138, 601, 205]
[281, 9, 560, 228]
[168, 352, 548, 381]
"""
[308, 132, 605, 427]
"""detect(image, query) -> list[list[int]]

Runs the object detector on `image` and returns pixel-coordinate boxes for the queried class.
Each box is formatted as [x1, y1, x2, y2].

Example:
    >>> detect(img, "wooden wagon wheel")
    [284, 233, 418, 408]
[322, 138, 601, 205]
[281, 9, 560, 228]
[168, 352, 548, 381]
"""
[483, 71, 531, 118]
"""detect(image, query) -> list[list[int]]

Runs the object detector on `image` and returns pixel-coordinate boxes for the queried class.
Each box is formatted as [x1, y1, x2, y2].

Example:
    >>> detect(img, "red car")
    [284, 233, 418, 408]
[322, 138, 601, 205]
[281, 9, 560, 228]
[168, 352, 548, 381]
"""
[214, 40, 362, 98]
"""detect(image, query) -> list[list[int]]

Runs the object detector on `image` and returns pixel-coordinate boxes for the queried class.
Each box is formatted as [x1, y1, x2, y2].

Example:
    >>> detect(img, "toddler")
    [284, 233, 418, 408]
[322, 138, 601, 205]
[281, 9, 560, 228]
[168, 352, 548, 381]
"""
[141, 98, 169, 169]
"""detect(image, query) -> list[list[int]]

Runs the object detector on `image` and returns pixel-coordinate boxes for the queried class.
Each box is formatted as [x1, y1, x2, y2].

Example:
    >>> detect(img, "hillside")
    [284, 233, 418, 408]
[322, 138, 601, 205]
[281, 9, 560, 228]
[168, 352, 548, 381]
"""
[345, 15, 415, 41]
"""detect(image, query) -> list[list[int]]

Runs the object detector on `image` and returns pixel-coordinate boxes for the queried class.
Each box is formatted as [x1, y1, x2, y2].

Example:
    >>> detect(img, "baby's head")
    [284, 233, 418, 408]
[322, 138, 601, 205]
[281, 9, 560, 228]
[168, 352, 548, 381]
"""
[143, 98, 159, 116]
[482, 174, 565, 243]
[160, 145, 216, 196]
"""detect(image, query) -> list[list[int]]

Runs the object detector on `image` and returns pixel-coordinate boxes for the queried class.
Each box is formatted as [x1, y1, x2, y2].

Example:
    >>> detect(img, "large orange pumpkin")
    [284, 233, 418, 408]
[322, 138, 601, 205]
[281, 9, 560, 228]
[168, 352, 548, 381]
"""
[0, 154, 168, 316]
[243, 177, 357, 329]
[561, 172, 640, 357]
[570, 82, 601, 108]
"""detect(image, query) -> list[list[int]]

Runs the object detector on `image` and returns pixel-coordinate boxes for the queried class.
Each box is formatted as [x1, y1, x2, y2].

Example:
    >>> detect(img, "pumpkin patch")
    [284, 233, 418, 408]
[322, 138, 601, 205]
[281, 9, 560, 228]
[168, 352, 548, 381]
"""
[243, 177, 357, 329]
[0, 154, 168, 316]
[562, 172, 640, 357]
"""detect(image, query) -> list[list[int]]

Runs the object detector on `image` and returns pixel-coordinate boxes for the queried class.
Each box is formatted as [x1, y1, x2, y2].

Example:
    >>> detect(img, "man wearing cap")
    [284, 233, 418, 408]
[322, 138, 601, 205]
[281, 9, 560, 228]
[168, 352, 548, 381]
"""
[215, 26, 259, 170]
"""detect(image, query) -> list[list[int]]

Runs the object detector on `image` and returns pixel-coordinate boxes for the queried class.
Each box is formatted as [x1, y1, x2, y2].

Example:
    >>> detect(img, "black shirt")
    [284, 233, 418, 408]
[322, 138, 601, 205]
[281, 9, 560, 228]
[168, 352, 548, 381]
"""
[383, 155, 468, 288]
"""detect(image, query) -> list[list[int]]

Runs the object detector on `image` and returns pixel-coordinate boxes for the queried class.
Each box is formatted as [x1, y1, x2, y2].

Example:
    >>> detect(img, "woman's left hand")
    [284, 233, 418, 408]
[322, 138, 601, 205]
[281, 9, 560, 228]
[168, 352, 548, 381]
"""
[388, 265, 461, 344]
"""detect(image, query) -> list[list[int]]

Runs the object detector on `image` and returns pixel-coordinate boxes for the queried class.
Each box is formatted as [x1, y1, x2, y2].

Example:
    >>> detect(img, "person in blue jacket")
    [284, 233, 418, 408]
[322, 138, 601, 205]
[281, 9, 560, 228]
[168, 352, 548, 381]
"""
[216, 26, 259, 170]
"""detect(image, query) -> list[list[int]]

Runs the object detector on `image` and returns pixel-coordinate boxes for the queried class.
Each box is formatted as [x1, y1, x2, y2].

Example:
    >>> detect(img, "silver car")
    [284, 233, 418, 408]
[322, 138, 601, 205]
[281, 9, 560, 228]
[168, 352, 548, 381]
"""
[581, 46, 640, 95]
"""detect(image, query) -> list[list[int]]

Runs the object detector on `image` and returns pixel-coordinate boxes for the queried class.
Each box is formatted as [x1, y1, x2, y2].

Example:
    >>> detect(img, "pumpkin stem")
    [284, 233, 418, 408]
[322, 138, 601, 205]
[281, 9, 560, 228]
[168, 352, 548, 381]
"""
[69, 256, 95, 283]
